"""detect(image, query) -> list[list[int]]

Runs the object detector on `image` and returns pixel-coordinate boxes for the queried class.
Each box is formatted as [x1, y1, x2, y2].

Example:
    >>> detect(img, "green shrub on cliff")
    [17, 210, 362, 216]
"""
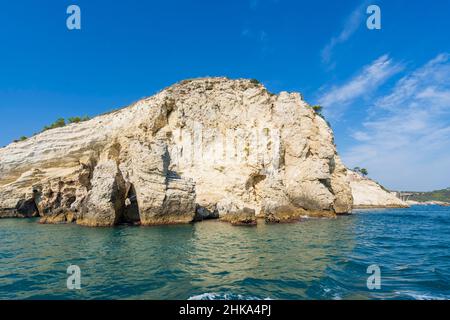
[43, 118, 66, 132]
[68, 116, 90, 124]
[353, 167, 369, 177]
[10, 115, 92, 144]
[310, 105, 325, 119]
[13, 136, 28, 143]
[312, 105, 323, 114]
[41, 116, 90, 133]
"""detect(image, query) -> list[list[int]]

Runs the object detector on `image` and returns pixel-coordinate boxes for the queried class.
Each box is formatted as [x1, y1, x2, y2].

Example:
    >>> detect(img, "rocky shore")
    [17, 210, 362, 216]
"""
[0, 78, 407, 227]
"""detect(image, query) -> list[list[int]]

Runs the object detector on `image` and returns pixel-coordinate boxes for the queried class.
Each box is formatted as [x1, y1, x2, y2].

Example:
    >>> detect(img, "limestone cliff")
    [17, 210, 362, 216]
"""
[347, 171, 409, 208]
[0, 78, 353, 226]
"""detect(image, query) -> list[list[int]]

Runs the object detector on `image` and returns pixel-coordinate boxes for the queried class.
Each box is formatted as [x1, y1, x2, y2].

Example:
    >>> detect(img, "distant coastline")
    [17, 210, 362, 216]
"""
[406, 200, 450, 207]
[401, 188, 450, 203]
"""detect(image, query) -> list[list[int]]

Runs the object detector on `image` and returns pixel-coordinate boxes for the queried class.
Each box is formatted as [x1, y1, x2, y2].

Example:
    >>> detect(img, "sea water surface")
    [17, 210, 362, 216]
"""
[0, 205, 449, 300]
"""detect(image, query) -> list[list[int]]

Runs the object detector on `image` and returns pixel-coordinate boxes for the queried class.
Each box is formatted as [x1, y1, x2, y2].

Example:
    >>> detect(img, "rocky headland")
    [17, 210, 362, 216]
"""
[0, 78, 406, 226]
[347, 170, 408, 208]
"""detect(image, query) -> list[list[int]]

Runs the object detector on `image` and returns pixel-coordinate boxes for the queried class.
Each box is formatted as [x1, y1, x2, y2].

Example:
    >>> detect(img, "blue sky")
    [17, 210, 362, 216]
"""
[0, 0, 449, 191]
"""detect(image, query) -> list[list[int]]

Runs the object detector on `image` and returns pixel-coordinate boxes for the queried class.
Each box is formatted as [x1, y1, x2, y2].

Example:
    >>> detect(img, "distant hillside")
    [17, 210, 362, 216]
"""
[407, 188, 450, 202]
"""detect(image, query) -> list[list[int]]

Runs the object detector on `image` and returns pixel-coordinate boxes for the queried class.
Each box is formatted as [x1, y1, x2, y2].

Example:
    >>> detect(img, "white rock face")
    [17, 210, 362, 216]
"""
[348, 171, 409, 208]
[0, 78, 353, 225]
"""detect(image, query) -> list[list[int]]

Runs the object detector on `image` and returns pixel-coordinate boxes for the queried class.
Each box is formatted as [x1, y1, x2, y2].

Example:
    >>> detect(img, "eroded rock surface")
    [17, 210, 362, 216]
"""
[0, 78, 354, 226]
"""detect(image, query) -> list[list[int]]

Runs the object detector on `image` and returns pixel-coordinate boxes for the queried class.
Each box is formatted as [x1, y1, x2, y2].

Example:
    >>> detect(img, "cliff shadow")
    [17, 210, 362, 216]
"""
[15, 188, 41, 218]
[118, 184, 141, 225]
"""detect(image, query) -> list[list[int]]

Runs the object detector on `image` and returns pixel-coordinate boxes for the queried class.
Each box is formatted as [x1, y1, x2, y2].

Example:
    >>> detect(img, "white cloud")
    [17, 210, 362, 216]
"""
[342, 53, 450, 191]
[321, 1, 369, 66]
[318, 55, 403, 118]
[351, 131, 371, 142]
[374, 54, 450, 111]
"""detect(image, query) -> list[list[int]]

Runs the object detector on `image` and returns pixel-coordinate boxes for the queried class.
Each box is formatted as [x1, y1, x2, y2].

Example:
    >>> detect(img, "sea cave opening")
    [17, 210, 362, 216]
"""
[118, 184, 141, 225]
[16, 198, 40, 217]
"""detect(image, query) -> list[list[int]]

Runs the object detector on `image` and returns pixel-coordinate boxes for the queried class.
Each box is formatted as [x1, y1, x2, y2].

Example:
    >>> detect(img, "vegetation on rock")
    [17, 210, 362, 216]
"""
[13, 136, 28, 143]
[68, 116, 90, 124]
[40, 116, 90, 133]
[42, 118, 66, 132]
[353, 167, 369, 177]
[407, 188, 450, 203]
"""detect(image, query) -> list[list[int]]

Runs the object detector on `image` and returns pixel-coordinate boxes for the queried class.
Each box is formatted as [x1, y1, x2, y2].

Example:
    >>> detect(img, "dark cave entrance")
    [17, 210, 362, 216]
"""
[16, 198, 39, 217]
[118, 184, 141, 225]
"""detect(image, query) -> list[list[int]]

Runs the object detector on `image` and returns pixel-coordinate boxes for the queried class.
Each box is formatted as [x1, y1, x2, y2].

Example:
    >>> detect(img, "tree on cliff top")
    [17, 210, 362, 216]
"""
[360, 168, 368, 177]
[312, 105, 323, 114]
[353, 167, 368, 177]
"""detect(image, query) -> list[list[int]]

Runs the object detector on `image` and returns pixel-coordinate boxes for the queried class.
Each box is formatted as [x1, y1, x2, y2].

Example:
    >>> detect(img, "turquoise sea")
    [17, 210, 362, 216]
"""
[0, 205, 449, 300]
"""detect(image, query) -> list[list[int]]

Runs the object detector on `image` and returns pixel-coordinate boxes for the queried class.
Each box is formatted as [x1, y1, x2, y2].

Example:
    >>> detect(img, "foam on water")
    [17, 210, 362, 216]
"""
[188, 292, 272, 300]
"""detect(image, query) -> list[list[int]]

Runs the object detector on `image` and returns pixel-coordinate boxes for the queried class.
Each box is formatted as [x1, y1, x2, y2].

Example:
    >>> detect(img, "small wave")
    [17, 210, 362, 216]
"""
[395, 291, 449, 300]
[393, 265, 410, 271]
[188, 292, 272, 300]
[321, 287, 342, 300]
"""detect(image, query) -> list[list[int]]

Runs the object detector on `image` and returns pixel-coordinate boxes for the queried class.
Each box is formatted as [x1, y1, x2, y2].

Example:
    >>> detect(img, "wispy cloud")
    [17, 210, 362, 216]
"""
[241, 28, 269, 43]
[241, 27, 271, 56]
[343, 53, 450, 191]
[321, 1, 369, 66]
[374, 54, 450, 111]
[242, 0, 279, 56]
[317, 54, 403, 118]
